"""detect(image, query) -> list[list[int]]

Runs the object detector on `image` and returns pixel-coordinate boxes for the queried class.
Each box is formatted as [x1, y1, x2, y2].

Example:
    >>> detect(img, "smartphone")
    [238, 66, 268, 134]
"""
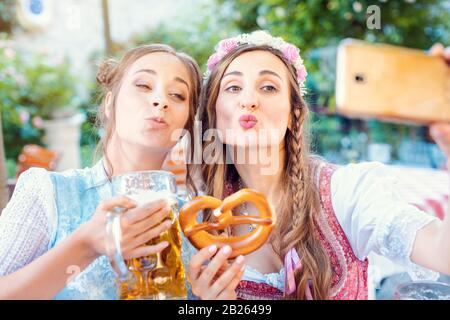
[335, 39, 450, 124]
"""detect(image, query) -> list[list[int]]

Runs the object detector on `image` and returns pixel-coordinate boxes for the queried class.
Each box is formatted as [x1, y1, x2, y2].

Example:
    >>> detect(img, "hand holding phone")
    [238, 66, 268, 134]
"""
[335, 39, 450, 124]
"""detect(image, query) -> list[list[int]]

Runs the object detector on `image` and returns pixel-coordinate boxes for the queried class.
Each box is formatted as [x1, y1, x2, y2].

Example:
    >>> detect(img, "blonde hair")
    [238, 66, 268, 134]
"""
[194, 44, 332, 299]
[94, 44, 201, 190]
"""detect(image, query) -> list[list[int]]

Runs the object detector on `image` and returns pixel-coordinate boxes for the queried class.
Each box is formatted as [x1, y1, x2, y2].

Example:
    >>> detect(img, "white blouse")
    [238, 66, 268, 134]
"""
[330, 162, 439, 281]
[0, 168, 56, 276]
[0, 161, 440, 291]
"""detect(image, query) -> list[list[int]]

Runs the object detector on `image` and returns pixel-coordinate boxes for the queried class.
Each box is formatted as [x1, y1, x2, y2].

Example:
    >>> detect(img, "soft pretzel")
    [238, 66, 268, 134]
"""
[179, 189, 275, 258]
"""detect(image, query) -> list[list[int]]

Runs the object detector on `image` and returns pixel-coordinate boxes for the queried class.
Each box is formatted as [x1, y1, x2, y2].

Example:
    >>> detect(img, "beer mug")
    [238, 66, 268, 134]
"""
[393, 281, 450, 300]
[106, 170, 187, 300]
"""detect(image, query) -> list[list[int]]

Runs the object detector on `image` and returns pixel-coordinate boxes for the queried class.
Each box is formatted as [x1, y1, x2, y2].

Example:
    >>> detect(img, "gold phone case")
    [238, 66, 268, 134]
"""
[335, 39, 450, 124]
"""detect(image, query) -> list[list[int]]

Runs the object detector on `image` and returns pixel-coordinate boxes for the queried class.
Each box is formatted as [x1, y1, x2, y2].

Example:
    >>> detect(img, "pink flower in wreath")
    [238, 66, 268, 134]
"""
[207, 53, 221, 72]
[296, 64, 308, 83]
[282, 44, 300, 64]
[217, 38, 238, 56]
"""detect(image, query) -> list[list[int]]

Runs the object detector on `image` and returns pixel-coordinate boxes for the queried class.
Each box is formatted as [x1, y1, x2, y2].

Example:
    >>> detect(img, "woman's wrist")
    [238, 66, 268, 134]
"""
[73, 223, 101, 261]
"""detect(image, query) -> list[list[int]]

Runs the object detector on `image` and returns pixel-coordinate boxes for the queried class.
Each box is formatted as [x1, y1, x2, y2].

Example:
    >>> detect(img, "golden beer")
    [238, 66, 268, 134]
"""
[110, 172, 187, 300]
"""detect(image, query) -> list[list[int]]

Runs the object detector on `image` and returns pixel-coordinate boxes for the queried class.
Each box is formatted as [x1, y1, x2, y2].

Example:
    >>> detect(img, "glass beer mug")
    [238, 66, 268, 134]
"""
[106, 170, 187, 300]
[393, 281, 450, 300]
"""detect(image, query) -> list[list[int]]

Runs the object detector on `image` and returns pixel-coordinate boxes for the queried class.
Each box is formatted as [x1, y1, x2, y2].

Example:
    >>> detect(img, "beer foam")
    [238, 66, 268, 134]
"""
[127, 190, 177, 206]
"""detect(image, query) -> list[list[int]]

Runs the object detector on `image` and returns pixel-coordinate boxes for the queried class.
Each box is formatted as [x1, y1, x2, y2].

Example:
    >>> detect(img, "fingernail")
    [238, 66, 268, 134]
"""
[208, 245, 217, 253]
[240, 264, 246, 272]
[222, 245, 231, 254]
[235, 255, 244, 264]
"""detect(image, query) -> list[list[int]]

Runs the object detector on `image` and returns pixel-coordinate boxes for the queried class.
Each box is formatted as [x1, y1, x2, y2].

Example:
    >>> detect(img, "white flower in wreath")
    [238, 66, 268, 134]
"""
[245, 30, 275, 46]
[273, 38, 286, 51]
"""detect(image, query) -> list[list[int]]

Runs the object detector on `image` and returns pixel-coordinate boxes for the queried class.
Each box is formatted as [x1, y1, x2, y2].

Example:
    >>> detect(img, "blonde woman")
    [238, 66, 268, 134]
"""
[0, 44, 201, 299]
[186, 31, 450, 300]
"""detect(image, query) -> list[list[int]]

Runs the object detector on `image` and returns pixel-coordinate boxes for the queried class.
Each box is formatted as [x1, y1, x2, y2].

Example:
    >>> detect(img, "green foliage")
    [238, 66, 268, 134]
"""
[222, 0, 449, 52]
[21, 55, 81, 119]
[0, 34, 42, 160]
[366, 119, 411, 159]
[0, 33, 80, 161]
[6, 158, 16, 179]
[79, 97, 100, 167]
[309, 112, 344, 154]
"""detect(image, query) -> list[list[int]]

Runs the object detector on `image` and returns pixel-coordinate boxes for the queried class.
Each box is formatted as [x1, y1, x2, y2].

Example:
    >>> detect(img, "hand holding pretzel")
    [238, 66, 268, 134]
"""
[179, 189, 275, 258]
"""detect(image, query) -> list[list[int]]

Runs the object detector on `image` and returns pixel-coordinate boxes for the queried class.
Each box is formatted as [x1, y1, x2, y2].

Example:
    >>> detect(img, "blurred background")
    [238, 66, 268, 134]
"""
[0, 0, 449, 299]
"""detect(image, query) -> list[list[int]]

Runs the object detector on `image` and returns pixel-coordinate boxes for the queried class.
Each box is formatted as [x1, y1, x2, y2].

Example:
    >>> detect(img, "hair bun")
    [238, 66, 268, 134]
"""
[96, 58, 118, 87]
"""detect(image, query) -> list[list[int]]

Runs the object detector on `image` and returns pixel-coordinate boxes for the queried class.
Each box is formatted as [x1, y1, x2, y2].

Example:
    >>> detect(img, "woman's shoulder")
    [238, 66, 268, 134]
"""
[15, 167, 52, 192]
[340, 160, 386, 171]
[11, 166, 95, 205]
[314, 160, 392, 210]
[309, 154, 386, 175]
[6, 164, 104, 213]
[331, 161, 389, 183]
[47, 165, 95, 182]
[46, 161, 106, 192]
[4, 167, 56, 228]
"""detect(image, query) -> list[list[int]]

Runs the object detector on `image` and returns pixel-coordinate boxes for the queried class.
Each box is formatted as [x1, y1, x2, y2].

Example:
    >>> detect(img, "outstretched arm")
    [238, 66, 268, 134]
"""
[410, 43, 450, 274]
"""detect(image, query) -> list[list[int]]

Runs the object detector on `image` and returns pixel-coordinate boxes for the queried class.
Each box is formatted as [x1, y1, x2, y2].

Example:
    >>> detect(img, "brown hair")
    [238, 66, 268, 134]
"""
[195, 44, 332, 299]
[94, 44, 201, 191]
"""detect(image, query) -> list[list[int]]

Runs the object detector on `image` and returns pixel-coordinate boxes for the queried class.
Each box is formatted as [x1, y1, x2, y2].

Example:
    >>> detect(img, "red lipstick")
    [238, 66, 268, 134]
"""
[239, 114, 258, 129]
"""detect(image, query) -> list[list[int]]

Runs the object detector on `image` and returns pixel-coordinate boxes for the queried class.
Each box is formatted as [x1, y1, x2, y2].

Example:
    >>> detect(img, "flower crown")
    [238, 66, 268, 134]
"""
[205, 30, 308, 96]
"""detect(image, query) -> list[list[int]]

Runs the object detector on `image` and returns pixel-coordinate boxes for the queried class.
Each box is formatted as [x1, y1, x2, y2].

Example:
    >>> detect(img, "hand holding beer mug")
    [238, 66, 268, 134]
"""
[106, 171, 187, 300]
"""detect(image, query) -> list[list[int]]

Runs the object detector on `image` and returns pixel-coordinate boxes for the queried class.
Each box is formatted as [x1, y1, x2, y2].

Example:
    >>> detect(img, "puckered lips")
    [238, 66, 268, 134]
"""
[145, 116, 169, 129]
[239, 114, 258, 130]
